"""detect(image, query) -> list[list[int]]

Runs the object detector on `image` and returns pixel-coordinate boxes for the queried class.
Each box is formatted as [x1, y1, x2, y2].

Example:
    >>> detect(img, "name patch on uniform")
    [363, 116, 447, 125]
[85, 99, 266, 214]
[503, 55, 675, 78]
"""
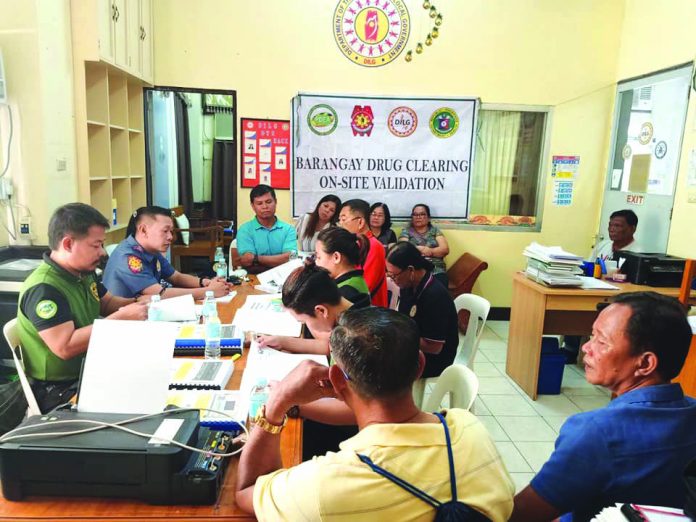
[127, 255, 143, 274]
[36, 300, 58, 320]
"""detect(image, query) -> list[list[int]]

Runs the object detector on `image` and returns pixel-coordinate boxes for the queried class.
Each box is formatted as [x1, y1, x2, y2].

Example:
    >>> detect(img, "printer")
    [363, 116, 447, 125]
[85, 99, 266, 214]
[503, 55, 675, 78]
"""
[616, 251, 686, 287]
[0, 409, 236, 504]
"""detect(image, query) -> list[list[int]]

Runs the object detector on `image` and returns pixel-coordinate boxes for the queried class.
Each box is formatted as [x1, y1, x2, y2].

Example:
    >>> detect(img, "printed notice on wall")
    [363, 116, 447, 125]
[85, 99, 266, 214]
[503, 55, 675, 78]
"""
[241, 118, 290, 189]
[552, 180, 574, 206]
[551, 155, 580, 180]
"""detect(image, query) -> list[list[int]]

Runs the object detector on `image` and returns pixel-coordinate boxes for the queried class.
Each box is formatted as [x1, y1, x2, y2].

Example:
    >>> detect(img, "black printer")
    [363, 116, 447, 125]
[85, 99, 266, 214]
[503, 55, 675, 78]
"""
[616, 251, 686, 287]
[0, 409, 236, 504]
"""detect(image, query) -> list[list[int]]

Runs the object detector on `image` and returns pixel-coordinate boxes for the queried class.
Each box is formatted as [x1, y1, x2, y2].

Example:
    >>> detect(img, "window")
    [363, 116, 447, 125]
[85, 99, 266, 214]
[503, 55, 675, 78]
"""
[468, 107, 548, 227]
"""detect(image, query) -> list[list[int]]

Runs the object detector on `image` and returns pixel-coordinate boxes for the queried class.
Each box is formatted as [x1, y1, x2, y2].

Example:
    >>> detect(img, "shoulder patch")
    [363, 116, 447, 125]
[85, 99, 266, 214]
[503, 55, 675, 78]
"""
[36, 300, 58, 320]
[127, 255, 143, 274]
[156, 260, 161, 273]
[133, 245, 144, 253]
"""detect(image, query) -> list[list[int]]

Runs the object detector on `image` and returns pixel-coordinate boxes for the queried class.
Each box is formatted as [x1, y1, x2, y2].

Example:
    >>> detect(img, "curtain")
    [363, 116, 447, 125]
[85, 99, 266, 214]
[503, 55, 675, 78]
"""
[470, 111, 521, 215]
[211, 139, 236, 221]
[173, 93, 194, 215]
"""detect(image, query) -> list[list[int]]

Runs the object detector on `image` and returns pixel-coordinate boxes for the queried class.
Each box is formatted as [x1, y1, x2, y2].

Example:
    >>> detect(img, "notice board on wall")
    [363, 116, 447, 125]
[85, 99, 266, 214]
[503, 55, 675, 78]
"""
[241, 118, 291, 189]
[291, 93, 477, 219]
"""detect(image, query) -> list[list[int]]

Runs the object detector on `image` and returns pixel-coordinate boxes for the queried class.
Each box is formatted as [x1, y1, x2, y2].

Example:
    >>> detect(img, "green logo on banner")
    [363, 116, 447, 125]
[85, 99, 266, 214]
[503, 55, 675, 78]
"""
[307, 104, 338, 136]
[36, 300, 58, 320]
[429, 108, 459, 138]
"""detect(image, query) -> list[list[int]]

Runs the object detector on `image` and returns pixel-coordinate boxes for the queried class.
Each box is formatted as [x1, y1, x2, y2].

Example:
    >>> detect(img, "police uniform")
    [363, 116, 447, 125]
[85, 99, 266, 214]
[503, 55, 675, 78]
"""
[17, 253, 107, 383]
[102, 235, 175, 298]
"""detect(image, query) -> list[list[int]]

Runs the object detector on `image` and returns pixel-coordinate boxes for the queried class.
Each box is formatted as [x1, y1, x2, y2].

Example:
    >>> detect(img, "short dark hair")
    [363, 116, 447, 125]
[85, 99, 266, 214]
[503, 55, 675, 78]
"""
[317, 227, 369, 266]
[341, 199, 370, 220]
[369, 202, 392, 235]
[330, 307, 421, 399]
[126, 206, 173, 237]
[48, 203, 110, 250]
[386, 241, 434, 272]
[610, 209, 638, 228]
[611, 291, 691, 380]
[250, 184, 276, 203]
[281, 263, 342, 316]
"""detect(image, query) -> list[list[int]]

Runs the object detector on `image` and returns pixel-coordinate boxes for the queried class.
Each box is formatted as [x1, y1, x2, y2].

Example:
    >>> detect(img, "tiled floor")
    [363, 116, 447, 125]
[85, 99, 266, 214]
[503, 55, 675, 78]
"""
[425, 320, 611, 493]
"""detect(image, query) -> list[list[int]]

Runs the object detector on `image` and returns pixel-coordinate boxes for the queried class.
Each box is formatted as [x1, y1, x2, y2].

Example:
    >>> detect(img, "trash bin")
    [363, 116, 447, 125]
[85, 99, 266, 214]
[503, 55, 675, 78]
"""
[537, 337, 566, 395]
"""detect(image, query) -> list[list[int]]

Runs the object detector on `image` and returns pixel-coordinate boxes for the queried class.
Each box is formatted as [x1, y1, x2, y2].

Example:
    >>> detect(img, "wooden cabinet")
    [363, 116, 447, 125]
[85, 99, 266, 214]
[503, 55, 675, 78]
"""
[72, 0, 152, 83]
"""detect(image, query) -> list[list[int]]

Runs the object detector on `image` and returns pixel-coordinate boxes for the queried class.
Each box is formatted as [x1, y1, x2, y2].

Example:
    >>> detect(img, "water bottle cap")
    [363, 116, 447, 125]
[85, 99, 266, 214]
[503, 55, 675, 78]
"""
[151, 295, 160, 302]
[205, 290, 214, 297]
[256, 377, 268, 387]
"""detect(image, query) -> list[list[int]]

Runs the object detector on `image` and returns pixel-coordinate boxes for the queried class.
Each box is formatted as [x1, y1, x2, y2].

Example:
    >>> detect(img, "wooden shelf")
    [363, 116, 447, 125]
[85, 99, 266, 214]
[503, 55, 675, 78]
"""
[128, 128, 142, 134]
[109, 124, 127, 131]
[87, 120, 106, 127]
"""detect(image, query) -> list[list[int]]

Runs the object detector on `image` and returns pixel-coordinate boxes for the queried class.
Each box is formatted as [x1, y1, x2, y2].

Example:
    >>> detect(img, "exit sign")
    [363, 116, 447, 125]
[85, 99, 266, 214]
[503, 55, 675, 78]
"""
[626, 194, 645, 205]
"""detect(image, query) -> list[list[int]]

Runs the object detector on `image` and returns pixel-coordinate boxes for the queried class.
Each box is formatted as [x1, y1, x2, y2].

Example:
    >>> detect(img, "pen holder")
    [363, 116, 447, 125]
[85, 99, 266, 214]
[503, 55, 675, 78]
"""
[582, 261, 594, 277]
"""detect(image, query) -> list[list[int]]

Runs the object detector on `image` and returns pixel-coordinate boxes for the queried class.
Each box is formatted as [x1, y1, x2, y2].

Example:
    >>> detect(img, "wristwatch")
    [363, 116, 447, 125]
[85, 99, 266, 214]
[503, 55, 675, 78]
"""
[198, 276, 206, 287]
[253, 404, 287, 435]
[253, 253, 259, 266]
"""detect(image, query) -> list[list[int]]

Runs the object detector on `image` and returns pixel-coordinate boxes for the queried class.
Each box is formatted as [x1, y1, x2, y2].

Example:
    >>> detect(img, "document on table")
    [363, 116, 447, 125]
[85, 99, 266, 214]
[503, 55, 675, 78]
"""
[579, 277, 620, 290]
[157, 294, 198, 321]
[256, 258, 304, 288]
[78, 320, 179, 414]
[232, 293, 303, 337]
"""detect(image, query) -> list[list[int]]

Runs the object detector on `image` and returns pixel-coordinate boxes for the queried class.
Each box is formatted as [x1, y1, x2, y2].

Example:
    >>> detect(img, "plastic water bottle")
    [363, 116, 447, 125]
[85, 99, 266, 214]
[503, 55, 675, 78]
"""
[216, 256, 228, 278]
[204, 309, 221, 359]
[213, 247, 224, 273]
[289, 250, 298, 261]
[248, 378, 270, 425]
[148, 294, 162, 321]
[201, 290, 215, 323]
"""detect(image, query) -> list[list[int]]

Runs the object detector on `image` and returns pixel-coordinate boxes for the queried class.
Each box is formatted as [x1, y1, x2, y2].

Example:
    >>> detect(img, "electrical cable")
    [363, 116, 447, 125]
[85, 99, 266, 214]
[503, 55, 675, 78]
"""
[0, 407, 249, 458]
[0, 104, 13, 178]
[7, 194, 17, 238]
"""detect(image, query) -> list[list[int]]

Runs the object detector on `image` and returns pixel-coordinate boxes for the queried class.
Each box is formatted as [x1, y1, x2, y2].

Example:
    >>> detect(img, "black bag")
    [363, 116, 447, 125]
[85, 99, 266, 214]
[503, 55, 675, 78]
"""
[0, 376, 28, 436]
[358, 412, 491, 522]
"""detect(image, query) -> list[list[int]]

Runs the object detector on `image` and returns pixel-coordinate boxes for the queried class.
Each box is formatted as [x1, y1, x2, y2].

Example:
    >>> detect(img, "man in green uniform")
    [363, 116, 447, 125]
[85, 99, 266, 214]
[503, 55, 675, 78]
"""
[17, 203, 148, 412]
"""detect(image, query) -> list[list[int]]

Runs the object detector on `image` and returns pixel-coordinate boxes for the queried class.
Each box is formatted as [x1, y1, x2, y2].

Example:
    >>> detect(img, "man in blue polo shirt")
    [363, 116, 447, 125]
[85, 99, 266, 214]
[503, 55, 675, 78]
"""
[237, 184, 296, 274]
[511, 292, 696, 522]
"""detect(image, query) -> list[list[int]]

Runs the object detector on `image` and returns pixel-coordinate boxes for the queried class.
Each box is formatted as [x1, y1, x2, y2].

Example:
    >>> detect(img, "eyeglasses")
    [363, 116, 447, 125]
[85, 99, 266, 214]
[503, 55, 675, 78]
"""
[339, 216, 361, 224]
[386, 269, 404, 279]
[411, 212, 428, 217]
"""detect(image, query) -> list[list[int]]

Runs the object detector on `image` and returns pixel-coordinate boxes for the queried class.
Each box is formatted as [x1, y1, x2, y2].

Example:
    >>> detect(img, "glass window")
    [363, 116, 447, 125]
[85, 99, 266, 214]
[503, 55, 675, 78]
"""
[469, 108, 547, 226]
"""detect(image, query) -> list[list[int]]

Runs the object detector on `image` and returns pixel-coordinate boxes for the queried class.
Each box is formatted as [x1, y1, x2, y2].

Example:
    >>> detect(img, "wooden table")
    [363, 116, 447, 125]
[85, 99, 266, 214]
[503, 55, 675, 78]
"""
[506, 272, 691, 400]
[0, 280, 302, 520]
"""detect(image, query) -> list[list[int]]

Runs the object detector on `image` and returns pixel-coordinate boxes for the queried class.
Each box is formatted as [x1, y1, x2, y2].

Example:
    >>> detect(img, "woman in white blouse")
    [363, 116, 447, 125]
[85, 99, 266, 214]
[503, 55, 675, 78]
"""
[295, 194, 341, 252]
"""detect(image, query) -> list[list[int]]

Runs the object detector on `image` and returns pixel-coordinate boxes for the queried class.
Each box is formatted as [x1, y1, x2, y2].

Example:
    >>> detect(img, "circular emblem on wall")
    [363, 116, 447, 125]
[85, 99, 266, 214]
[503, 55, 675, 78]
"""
[387, 106, 418, 137]
[307, 104, 338, 136]
[351, 105, 374, 136]
[638, 122, 654, 145]
[90, 282, 100, 302]
[333, 0, 410, 67]
[622, 144, 632, 160]
[429, 108, 459, 138]
[654, 140, 667, 159]
[35, 300, 58, 320]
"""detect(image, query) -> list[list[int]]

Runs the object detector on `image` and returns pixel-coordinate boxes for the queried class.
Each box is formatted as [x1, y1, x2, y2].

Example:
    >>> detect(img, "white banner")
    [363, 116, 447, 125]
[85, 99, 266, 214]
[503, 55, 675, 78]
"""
[292, 94, 477, 219]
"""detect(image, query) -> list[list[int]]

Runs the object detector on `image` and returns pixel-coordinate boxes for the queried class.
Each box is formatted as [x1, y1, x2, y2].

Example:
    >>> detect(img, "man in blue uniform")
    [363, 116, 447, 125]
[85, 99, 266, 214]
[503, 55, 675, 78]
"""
[237, 184, 296, 274]
[103, 206, 230, 299]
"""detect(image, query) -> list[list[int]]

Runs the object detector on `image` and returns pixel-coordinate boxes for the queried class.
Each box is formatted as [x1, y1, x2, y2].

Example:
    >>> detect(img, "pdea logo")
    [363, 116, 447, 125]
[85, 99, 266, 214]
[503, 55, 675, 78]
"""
[333, 0, 410, 67]
[387, 106, 417, 137]
[307, 104, 338, 136]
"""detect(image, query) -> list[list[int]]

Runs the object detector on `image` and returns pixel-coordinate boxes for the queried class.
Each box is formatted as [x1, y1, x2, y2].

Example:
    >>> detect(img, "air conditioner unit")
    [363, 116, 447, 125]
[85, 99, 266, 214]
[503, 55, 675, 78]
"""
[0, 48, 7, 104]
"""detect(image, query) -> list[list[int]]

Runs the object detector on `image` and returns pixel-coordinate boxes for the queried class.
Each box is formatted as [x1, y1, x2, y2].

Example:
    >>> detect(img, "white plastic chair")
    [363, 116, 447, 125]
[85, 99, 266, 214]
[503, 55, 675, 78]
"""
[424, 364, 479, 412]
[453, 293, 491, 370]
[3, 318, 41, 417]
[386, 277, 400, 310]
[413, 293, 490, 408]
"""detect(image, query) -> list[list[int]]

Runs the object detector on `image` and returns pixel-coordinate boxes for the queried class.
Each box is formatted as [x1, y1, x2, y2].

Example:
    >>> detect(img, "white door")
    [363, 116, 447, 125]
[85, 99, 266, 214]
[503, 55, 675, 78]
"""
[597, 64, 692, 254]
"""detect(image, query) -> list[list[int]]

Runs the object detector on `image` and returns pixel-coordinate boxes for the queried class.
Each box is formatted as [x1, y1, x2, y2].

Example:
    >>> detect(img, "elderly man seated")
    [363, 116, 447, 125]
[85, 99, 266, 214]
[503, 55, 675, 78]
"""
[236, 307, 514, 521]
[511, 291, 696, 522]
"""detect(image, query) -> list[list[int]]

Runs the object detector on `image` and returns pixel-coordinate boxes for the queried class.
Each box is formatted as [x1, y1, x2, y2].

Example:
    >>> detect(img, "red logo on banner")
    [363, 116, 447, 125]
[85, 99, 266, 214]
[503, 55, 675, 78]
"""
[351, 105, 374, 137]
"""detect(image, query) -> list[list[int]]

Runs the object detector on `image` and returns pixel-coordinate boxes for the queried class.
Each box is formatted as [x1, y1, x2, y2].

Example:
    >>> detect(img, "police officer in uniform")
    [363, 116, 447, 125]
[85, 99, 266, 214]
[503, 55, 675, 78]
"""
[103, 206, 230, 299]
[18, 203, 149, 413]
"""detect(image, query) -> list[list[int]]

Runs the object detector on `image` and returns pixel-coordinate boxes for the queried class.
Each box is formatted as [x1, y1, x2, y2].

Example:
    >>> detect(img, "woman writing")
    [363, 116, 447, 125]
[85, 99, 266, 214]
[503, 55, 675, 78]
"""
[399, 203, 450, 287]
[386, 242, 458, 379]
[295, 195, 341, 252]
[314, 227, 371, 308]
[369, 202, 397, 249]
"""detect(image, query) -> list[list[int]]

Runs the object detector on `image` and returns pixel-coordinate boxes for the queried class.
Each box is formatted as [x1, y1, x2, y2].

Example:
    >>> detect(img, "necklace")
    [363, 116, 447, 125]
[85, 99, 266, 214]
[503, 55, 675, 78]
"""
[409, 272, 434, 317]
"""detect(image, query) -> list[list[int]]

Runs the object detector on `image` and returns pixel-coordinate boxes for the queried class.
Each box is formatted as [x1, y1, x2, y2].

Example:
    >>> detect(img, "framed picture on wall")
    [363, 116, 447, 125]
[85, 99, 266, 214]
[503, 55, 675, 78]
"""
[241, 118, 291, 189]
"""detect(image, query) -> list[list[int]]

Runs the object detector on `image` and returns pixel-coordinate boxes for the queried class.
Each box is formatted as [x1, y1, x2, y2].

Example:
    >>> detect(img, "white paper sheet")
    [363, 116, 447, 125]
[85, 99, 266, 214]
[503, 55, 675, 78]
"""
[77, 320, 179, 414]
[231, 308, 302, 337]
[579, 276, 620, 290]
[256, 258, 304, 288]
[157, 294, 197, 321]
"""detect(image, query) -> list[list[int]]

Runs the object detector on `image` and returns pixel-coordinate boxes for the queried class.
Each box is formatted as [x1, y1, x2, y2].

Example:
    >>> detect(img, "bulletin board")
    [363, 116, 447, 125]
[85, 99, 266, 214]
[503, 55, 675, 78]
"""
[241, 118, 291, 189]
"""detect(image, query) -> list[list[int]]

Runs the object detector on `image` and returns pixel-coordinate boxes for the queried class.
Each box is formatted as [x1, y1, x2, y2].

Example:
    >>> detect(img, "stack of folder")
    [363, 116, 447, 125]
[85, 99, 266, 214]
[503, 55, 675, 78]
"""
[523, 242, 584, 287]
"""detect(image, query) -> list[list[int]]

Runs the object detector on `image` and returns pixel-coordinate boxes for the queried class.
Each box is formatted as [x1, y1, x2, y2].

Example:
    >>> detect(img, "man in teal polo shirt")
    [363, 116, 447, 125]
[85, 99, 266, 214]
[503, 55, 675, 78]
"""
[237, 184, 296, 274]
[17, 203, 148, 413]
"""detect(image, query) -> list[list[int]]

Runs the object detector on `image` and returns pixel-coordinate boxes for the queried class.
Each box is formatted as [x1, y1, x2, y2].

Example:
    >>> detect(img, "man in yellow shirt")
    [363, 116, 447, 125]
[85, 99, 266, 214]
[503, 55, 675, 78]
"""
[236, 307, 514, 521]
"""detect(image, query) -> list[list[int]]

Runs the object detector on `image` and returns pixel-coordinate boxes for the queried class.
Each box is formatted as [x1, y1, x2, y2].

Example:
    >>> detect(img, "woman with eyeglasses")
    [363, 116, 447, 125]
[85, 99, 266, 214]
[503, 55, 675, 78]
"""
[399, 203, 450, 288]
[314, 227, 371, 309]
[386, 241, 458, 379]
[295, 194, 342, 252]
[368, 202, 397, 249]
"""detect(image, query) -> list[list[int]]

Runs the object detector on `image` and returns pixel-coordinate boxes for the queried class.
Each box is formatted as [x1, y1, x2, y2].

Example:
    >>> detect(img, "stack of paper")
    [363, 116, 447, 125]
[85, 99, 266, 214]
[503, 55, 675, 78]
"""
[523, 242, 584, 287]
[166, 389, 243, 427]
[257, 258, 304, 290]
[169, 359, 234, 390]
[231, 293, 303, 337]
